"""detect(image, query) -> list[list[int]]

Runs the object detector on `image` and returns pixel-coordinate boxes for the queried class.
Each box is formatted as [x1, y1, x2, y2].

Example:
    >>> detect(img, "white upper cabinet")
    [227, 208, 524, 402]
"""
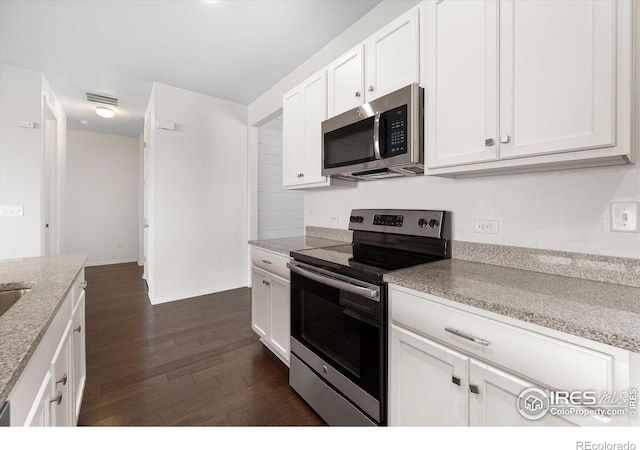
[327, 7, 421, 118]
[365, 7, 420, 102]
[424, 0, 634, 177]
[327, 45, 364, 117]
[499, 0, 616, 159]
[425, 0, 499, 168]
[282, 71, 352, 189]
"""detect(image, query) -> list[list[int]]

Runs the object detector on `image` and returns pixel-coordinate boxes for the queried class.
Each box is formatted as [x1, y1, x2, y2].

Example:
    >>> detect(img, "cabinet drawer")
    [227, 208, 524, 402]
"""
[250, 247, 290, 280]
[390, 288, 617, 393]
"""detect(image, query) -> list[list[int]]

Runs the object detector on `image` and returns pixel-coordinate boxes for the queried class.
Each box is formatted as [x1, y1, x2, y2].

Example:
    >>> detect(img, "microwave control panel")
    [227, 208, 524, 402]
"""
[386, 105, 408, 156]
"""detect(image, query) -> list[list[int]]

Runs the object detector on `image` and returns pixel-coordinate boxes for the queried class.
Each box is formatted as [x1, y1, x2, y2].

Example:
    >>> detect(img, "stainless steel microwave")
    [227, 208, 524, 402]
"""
[321, 84, 423, 181]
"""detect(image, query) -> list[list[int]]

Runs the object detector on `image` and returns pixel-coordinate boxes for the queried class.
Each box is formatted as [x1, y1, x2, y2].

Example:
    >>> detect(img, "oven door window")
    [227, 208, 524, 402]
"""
[291, 271, 381, 399]
[323, 116, 377, 169]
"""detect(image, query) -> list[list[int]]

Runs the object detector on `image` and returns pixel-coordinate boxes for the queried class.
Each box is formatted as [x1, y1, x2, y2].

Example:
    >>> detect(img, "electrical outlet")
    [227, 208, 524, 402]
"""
[611, 202, 639, 232]
[329, 213, 339, 225]
[1, 205, 24, 217]
[474, 219, 499, 235]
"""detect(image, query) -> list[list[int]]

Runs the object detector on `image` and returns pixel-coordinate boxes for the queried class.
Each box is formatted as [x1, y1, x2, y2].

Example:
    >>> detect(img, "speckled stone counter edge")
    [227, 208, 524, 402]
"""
[452, 241, 640, 288]
[305, 226, 352, 243]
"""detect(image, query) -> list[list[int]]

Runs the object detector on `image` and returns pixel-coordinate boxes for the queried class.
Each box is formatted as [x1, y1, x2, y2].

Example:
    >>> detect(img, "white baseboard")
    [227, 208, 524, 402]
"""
[85, 258, 139, 267]
[149, 281, 248, 305]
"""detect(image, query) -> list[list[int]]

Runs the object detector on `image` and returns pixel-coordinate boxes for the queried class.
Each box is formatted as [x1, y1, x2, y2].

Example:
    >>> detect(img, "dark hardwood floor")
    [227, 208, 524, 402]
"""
[78, 262, 324, 426]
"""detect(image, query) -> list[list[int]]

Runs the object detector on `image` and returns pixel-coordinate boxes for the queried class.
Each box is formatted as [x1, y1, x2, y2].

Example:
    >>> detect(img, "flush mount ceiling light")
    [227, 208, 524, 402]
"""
[95, 106, 115, 118]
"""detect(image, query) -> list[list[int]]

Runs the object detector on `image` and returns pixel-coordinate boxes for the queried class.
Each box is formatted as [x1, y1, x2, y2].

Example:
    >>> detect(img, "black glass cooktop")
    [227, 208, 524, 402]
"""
[291, 240, 445, 284]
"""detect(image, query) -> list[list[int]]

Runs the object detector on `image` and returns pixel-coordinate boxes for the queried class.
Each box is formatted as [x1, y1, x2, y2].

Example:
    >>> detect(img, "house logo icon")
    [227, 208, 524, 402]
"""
[517, 387, 550, 420]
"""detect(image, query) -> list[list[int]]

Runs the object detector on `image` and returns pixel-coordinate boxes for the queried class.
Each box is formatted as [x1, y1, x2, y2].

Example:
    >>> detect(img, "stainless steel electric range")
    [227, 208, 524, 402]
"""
[287, 209, 451, 426]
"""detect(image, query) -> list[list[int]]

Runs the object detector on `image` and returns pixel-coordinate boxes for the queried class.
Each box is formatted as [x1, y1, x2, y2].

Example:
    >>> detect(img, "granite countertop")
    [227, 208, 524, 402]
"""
[248, 236, 347, 256]
[384, 259, 640, 353]
[0, 253, 88, 407]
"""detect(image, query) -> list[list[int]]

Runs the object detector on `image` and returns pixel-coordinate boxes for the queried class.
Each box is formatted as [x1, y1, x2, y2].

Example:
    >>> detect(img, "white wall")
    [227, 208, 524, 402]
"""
[148, 83, 248, 304]
[258, 116, 304, 239]
[305, 163, 640, 258]
[64, 130, 140, 266]
[0, 63, 66, 260]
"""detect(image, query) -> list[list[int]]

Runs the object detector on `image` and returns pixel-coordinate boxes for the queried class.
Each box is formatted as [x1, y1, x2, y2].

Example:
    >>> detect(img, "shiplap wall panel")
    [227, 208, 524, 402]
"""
[258, 116, 304, 239]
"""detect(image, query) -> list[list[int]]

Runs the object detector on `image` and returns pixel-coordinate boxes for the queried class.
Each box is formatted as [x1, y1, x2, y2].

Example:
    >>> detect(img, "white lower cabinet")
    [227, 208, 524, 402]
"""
[8, 268, 86, 426]
[250, 246, 290, 366]
[389, 285, 636, 427]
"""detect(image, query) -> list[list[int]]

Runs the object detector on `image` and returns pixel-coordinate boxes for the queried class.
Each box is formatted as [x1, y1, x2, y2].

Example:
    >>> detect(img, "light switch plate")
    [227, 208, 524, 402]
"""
[1, 205, 24, 216]
[611, 202, 639, 232]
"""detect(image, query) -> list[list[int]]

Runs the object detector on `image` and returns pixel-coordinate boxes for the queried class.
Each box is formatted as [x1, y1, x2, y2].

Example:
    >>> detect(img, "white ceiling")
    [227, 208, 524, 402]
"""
[0, 0, 382, 137]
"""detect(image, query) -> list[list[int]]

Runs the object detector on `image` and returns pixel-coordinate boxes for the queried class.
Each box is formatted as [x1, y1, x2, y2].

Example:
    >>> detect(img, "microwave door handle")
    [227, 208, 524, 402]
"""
[373, 111, 382, 160]
[287, 262, 379, 300]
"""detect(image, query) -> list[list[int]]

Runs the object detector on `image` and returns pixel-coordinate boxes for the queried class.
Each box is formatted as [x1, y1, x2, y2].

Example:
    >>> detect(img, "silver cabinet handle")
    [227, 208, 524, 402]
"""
[470, 384, 480, 395]
[261, 260, 272, 265]
[74, 325, 82, 333]
[56, 373, 67, 386]
[368, 85, 374, 92]
[50, 392, 63, 405]
[262, 280, 270, 286]
[445, 327, 490, 346]
[79, 281, 87, 289]
[355, 91, 361, 98]
[485, 138, 495, 147]
[500, 135, 510, 144]
[143, 224, 149, 228]
[452, 375, 461, 386]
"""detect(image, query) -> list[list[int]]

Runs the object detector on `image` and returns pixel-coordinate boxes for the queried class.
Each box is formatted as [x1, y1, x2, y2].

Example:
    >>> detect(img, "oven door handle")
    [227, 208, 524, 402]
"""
[287, 262, 380, 301]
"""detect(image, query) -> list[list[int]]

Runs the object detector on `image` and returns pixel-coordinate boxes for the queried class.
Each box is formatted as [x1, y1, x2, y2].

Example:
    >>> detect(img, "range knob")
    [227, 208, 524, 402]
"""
[350, 215, 356, 223]
[419, 218, 440, 229]
[357, 216, 363, 223]
[350, 215, 364, 223]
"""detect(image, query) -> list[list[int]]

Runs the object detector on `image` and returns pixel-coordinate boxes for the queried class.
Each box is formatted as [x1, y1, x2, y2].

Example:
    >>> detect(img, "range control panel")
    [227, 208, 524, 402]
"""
[348, 209, 449, 239]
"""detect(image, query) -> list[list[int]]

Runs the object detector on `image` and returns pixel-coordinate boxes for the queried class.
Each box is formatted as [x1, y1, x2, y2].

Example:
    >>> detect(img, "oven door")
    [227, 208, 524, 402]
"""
[288, 261, 385, 422]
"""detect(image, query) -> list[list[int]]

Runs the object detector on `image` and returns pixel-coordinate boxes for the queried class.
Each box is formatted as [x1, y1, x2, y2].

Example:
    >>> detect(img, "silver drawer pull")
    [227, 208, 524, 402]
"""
[56, 373, 67, 386]
[50, 392, 63, 405]
[451, 375, 461, 386]
[485, 138, 495, 147]
[261, 260, 272, 265]
[74, 325, 82, 333]
[445, 327, 490, 346]
[79, 281, 87, 289]
[470, 384, 480, 395]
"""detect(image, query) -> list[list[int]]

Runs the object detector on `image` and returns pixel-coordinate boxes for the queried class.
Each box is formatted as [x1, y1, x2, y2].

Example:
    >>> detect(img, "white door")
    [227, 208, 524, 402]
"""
[389, 324, 469, 426]
[43, 105, 58, 256]
[268, 274, 290, 364]
[365, 7, 420, 102]
[499, 0, 616, 159]
[71, 291, 86, 424]
[24, 372, 52, 426]
[327, 44, 364, 117]
[300, 70, 327, 185]
[251, 267, 270, 339]
[282, 88, 303, 187]
[424, 0, 499, 169]
[142, 116, 150, 280]
[49, 325, 72, 426]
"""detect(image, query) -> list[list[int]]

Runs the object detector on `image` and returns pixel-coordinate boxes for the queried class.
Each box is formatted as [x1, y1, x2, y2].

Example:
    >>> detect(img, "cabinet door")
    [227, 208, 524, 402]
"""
[424, 0, 499, 168]
[268, 274, 290, 364]
[251, 267, 270, 339]
[327, 45, 364, 117]
[23, 372, 52, 427]
[282, 88, 303, 187]
[71, 290, 86, 424]
[365, 7, 419, 102]
[389, 324, 469, 426]
[49, 324, 72, 427]
[299, 71, 328, 185]
[499, 0, 616, 159]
